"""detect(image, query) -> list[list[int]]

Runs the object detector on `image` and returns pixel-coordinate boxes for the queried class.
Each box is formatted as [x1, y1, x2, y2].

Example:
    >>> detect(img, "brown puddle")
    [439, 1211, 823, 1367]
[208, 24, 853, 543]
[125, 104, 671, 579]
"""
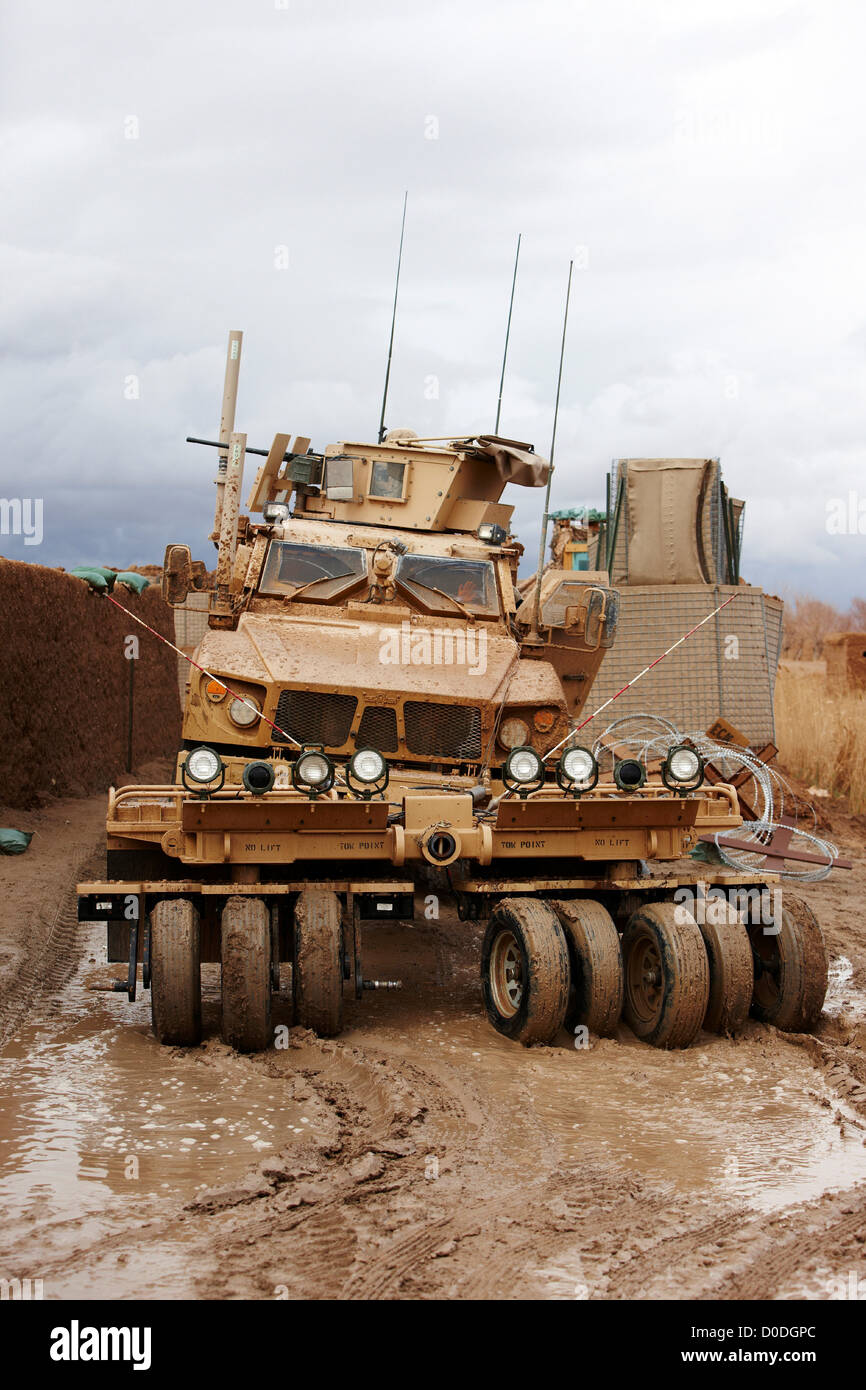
[0, 925, 309, 1243]
[388, 995, 866, 1215]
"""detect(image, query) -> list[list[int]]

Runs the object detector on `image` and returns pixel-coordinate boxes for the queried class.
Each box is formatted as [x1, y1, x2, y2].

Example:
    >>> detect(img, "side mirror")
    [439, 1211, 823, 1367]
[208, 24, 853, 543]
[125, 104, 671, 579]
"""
[162, 544, 207, 607]
[584, 587, 619, 650]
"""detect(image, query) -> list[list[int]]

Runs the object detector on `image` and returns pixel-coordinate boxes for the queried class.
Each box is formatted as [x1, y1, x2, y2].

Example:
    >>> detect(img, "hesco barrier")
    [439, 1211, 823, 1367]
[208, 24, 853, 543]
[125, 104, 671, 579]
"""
[586, 584, 784, 747]
[0, 558, 182, 808]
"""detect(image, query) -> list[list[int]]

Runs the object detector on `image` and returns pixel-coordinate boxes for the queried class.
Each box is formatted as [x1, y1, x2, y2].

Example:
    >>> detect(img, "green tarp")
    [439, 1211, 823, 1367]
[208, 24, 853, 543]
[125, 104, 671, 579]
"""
[0, 829, 33, 855]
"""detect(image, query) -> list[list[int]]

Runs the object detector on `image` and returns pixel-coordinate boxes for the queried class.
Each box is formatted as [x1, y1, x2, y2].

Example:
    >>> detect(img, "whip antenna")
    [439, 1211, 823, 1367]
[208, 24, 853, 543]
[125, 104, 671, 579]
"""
[527, 258, 574, 642]
[377, 191, 408, 444]
[494, 233, 522, 434]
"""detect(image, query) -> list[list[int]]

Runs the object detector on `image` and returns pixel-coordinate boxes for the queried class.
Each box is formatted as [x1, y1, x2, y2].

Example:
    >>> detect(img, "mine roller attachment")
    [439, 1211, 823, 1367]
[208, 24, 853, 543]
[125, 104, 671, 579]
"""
[220, 896, 272, 1052]
[748, 893, 828, 1033]
[621, 901, 709, 1049]
[549, 899, 623, 1037]
[293, 888, 344, 1037]
[150, 898, 202, 1047]
[696, 899, 753, 1035]
[481, 898, 571, 1046]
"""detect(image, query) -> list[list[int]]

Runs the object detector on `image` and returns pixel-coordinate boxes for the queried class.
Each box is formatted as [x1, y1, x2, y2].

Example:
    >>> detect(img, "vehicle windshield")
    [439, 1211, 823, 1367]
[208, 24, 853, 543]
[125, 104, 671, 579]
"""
[396, 554, 500, 617]
[259, 542, 367, 601]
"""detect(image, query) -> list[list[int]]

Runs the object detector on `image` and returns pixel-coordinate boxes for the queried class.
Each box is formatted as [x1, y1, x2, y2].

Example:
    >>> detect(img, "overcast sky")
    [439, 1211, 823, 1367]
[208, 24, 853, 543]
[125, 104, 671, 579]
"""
[1, 0, 864, 606]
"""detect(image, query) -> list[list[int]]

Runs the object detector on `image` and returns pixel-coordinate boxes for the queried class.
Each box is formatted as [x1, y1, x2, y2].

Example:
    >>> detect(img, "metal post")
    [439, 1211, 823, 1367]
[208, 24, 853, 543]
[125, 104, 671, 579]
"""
[215, 432, 246, 610]
[211, 330, 243, 541]
[126, 654, 134, 773]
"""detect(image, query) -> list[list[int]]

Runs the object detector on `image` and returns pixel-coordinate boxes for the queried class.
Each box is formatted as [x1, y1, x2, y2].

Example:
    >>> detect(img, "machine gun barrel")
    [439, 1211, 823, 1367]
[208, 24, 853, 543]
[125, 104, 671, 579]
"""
[187, 435, 275, 460]
[187, 436, 323, 466]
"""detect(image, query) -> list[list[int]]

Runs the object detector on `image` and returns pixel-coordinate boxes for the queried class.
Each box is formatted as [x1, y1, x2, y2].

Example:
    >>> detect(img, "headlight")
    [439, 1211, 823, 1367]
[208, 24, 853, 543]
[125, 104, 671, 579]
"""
[662, 744, 704, 791]
[293, 747, 335, 795]
[350, 749, 386, 782]
[498, 717, 529, 750]
[503, 745, 544, 796]
[182, 745, 225, 793]
[186, 746, 222, 783]
[478, 522, 506, 545]
[557, 745, 598, 794]
[533, 708, 556, 733]
[228, 696, 261, 728]
[613, 758, 646, 791]
[347, 748, 389, 797]
[263, 502, 290, 523]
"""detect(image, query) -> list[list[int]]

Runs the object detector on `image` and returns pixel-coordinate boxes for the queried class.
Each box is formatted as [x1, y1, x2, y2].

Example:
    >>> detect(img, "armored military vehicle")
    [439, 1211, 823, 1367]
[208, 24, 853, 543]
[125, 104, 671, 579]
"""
[78, 334, 828, 1052]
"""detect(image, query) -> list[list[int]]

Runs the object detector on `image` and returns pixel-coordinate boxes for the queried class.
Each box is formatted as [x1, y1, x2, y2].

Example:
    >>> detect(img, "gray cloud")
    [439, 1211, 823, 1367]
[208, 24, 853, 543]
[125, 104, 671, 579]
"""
[1, 0, 864, 606]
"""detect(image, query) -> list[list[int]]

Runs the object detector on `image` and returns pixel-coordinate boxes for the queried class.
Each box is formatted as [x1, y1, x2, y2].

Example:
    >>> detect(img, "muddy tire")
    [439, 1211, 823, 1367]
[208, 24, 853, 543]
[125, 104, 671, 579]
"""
[697, 898, 753, 1034]
[150, 898, 202, 1046]
[621, 901, 709, 1049]
[293, 889, 344, 1037]
[550, 898, 623, 1037]
[749, 894, 828, 1032]
[220, 897, 272, 1052]
[481, 897, 571, 1046]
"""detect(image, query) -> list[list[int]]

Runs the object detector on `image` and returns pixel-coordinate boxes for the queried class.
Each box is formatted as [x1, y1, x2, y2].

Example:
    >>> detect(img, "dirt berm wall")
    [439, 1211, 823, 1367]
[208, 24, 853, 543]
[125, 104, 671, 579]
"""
[0, 558, 181, 809]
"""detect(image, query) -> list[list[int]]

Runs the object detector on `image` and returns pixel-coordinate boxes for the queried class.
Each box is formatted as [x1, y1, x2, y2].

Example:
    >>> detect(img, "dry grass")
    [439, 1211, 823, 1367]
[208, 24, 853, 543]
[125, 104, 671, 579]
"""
[780, 592, 866, 659]
[775, 664, 866, 813]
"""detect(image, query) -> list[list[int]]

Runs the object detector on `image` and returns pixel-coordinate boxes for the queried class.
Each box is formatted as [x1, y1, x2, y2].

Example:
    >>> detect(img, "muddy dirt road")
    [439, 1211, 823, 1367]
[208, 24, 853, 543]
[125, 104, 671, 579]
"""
[2, 787, 866, 1301]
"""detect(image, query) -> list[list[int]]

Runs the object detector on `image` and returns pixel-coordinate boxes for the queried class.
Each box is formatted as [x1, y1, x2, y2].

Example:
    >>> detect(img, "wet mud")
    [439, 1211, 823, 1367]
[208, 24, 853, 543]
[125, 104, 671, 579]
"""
[1, 792, 865, 1299]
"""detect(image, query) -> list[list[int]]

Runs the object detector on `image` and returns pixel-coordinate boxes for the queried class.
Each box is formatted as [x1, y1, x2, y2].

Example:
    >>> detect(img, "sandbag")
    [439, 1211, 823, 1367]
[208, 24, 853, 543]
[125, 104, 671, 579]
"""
[69, 567, 109, 592]
[0, 829, 33, 855]
[115, 572, 149, 594]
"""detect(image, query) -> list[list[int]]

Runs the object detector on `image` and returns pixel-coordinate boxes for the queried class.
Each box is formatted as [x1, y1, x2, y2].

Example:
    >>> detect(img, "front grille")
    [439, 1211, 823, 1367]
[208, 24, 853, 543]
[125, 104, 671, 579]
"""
[356, 705, 399, 752]
[404, 701, 482, 759]
[272, 689, 357, 746]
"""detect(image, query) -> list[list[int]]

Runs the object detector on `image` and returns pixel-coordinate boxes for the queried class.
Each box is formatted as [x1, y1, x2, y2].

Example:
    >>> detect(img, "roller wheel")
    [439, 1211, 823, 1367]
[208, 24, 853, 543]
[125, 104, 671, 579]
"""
[221, 896, 272, 1052]
[549, 898, 623, 1037]
[621, 901, 709, 1048]
[150, 898, 202, 1046]
[481, 897, 571, 1046]
[696, 895, 753, 1034]
[749, 893, 828, 1032]
[293, 889, 344, 1037]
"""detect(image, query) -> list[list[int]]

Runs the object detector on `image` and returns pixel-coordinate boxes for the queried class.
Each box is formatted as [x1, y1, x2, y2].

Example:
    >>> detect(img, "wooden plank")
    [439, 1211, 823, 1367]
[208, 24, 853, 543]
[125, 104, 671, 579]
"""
[699, 832, 853, 871]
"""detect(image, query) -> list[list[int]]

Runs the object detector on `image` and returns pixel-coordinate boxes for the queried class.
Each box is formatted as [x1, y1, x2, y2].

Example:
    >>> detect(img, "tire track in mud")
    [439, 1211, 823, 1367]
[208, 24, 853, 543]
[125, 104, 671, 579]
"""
[182, 1037, 462, 1299]
[601, 1210, 755, 1300]
[708, 1199, 866, 1301]
[184, 1031, 572, 1300]
[0, 845, 97, 1047]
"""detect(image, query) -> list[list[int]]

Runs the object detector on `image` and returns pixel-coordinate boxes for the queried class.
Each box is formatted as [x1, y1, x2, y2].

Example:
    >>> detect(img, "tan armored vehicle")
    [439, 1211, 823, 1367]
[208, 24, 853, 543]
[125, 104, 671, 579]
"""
[78, 334, 829, 1052]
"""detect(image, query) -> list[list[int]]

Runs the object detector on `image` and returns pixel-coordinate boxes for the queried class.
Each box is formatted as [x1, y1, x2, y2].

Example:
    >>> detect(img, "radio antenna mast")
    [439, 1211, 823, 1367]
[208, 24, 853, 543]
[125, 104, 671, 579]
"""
[377, 190, 408, 444]
[494, 233, 521, 434]
[527, 258, 574, 643]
